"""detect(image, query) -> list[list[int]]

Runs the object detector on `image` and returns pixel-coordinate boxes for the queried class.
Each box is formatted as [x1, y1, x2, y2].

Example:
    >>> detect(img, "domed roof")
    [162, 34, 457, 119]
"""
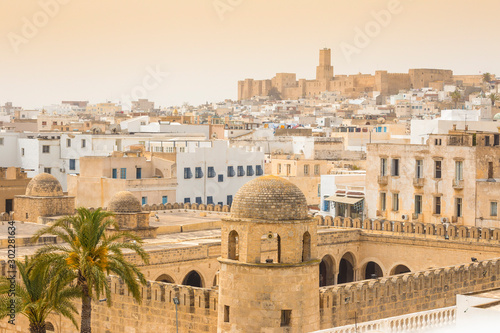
[230, 175, 309, 221]
[25, 173, 63, 197]
[108, 191, 142, 213]
[494, 113, 500, 120]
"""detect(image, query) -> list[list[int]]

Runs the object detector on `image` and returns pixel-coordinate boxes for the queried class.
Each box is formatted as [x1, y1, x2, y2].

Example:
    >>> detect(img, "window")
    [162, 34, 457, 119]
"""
[44, 167, 51, 174]
[434, 196, 441, 215]
[485, 136, 490, 146]
[434, 138, 442, 145]
[207, 167, 216, 178]
[278, 163, 282, 174]
[415, 195, 423, 214]
[286, 164, 291, 175]
[380, 158, 387, 177]
[184, 198, 190, 203]
[434, 160, 442, 179]
[380, 192, 386, 211]
[162, 196, 168, 204]
[392, 193, 399, 211]
[120, 168, 126, 179]
[391, 159, 399, 176]
[81, 139, 86, 148]
[495, 134, 499, 146]
[0, 138, 3, 145]
[218, 174, 224, 182]
[112, 168, 117, 179]
[227, 195, 233, 206]
[66, 138, 71, 147]
[195, 197, 202, 204]
[42, 145, 50, 153]
[256, 165, 263, 176]
[281, 310, 291, 327]
[207, 196, 213, 205]
[488, 162, 494, 179]
[491, 202, 498, 217]
[21, 148, 24, 156]
[416, 160, 423, 178]
[227, 166, 235, 177]
[42, 121, 47, 126]
[52, 121, 57, 125]
[455, 198, 462, 218]
[195, 167, 203, 178]
[455, 161, 463, 181]
[304, 164, 309, 175]
[142, 197, 147, 205]
[314, 164, 320, 175]
[246, 165, 254, 176]
[69, 159, 76, 171]
[184, 167, 192, 179]
[237, 166, 245, 177]
[224, 305, 230, 323]
[136, 167, 142, 179]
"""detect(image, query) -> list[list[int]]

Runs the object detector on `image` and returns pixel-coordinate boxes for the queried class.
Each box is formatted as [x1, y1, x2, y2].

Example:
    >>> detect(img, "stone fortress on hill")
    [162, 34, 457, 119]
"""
[238, 48, 482, 100]
[3, 174, 500, 332]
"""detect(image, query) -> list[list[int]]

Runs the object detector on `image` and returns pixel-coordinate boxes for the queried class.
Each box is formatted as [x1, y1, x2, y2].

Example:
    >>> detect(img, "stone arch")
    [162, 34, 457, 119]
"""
[338, 252, 356, 284]
[363, 219, 372, 230]
[362, 260, 384, 280]
[214, 204, 222, 212]
[382, 220, 392, 231]
[207, 204, 214, 211]
[425, 224, 436, 235]
[470, 227, 480, 239]
[373, 219, 382, 230]
[414, 222, 425, 234]
[457, 226, 468, 238]
[481, 228, 492, 241]
[393, 221, 403, 233]
[319, 254, 336, 287]
[493, 229, 500, 241]
[154, 168, 164, 178]
[191, 203, 198, 210]
[325, 216, 334, 226]
[45, 322, 55, 332]
[260, 233, 281, 263]
[390, 264, 411, 276]
[182, 270, 204, 288]
[315, 215, 324, 226]
[402, 222, 414, 234]
[344, 218, 353, 228]
[228, 230, 239, 260]
[448, 225, 457, 237]
[198, 204, 206, 210]
[353, 218, 362, 228]
[302, 231, 311, 262]
[213, 270, 219, 287]
[156, 274, 175, 284]
[334, 216, 342, 227]
[222, 205, 230, 212]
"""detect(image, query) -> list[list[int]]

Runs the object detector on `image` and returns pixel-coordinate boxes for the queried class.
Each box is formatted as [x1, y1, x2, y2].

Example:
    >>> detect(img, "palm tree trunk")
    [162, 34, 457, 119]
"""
[29, 323, 46, 333]
[80, 282, 92, 333]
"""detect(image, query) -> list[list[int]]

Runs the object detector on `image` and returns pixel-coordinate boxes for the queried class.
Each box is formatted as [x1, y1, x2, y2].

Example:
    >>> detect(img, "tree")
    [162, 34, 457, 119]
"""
[31, 208, 150, 333]
[0, 256, 80, 333]
[451, 89, 462, 108]
[267, 87, 282, 100]
[489, 93, 499, 107]
[483, 72, 492, 83]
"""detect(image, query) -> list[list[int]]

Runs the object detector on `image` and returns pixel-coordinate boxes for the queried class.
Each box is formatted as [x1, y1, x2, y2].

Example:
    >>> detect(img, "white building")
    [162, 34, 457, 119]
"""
[176, 141, 265, 206]
[319, 172, 366, 219]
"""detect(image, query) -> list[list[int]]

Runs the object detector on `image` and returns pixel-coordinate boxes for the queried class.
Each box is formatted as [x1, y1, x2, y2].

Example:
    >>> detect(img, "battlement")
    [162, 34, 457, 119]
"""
[318, 257, 500, 329]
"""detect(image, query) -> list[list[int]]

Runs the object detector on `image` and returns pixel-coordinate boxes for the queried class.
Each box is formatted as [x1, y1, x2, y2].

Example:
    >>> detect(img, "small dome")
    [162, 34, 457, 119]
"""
[108, 191, 142, 213]
[230, 175, 308, 221]
[25, 173, 63, 197]
[494, 113, 500, 120]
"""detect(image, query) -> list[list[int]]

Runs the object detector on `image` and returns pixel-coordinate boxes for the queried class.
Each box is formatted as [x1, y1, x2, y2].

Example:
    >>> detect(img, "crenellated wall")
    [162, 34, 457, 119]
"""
[318, 258, 500, 329]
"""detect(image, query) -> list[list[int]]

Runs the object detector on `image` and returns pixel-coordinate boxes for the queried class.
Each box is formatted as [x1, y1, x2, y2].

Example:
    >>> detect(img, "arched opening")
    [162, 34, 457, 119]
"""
[363, 261, 383, 280]
[182, 270, 203, 288]
[156, 274, 175, 284]
[228, 230, 239, 260]
[45, 322, 55, 332]
[319, 255, 335, 287]
[213, 271, 219, 287]
[390, 264, 411, 276]
[302, 232, 311, 262]
[338, 252, 355, 284]
[260, 233, 281, 263]
[154, 168, 164, 178]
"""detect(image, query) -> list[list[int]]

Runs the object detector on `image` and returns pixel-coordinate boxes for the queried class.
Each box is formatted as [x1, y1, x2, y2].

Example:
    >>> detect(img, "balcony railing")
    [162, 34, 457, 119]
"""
[378, 175, 388, 185]
[413, 178, 424, 187]
[314, 306, 456, 333]
[453, 179, 464, 189]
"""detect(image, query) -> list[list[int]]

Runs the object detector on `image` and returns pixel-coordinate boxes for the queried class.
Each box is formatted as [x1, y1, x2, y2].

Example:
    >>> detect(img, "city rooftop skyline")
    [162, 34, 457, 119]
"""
[1, 0, 498, 109]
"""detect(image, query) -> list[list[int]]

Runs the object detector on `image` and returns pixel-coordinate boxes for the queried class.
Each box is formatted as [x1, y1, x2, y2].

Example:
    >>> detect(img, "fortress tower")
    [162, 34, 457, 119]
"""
[316, 48, 334, 81]
[218, 175, 320, 332]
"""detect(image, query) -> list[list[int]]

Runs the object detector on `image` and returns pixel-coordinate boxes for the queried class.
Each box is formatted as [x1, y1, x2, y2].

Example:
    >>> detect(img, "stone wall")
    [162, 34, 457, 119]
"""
[13, 196, 75, 223]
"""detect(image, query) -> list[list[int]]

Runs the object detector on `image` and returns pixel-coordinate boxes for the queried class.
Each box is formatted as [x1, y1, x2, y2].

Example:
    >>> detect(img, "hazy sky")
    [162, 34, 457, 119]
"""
[0, 0, 498, 109]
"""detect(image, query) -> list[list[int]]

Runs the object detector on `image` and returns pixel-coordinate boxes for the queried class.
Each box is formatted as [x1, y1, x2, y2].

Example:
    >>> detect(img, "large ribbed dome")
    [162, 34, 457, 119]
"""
[108, 191, 142, 213]
[25, 173, 63, 197]
[230, 175, 308, 221]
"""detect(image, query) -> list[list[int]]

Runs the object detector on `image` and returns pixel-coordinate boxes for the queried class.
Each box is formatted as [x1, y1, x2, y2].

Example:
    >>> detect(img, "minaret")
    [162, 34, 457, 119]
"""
[217, 175, 320, 332]
[316, 48, 334, 81]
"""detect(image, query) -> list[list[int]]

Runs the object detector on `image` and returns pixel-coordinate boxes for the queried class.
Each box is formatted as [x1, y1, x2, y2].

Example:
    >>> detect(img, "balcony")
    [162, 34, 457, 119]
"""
[453, 179, 464, 189]
[413, 178, 425, 187]
[377, 175, 388, 185]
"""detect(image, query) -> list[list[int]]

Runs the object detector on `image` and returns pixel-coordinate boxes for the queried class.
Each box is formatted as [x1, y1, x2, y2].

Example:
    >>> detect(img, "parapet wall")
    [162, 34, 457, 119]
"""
[141, 202, 231, 213]
[319, 258, 500, 329]
[315, 216, 500, 243]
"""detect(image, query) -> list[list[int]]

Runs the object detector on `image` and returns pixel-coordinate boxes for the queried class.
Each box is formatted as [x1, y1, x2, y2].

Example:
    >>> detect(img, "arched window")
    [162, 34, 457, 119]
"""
[319, 255, 335, 287]
[338, 252, 356, 284]
[182, 271, 204, 288]
[261, 233, 281, 263]
[156, 274, 175, 284]
[228, 230, 239, 260]
[363, 261, 383, 279]
[302, 232, 311, 262]
[390, 264, 411, 275]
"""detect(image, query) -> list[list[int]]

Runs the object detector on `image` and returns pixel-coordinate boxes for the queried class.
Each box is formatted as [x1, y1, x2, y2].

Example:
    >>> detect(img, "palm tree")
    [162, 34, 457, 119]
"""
[31, 207, 150, 333]
[489, 93, 499, 107]
[483, 72, 492, 84]
[0, 257, 80, 333]
[451, 89, 462, 108]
